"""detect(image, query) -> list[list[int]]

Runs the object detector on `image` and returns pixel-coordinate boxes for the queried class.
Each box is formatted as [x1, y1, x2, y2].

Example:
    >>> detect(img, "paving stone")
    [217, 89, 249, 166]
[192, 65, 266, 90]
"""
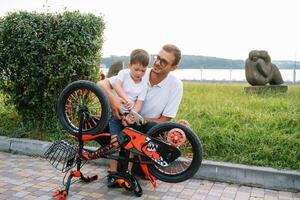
[191, 193, 206, 200]
[161, 196, 175, 200]
[13, 191, 30, 198]
[221, 197, 235, 200]
[222, 192, 236, 198]
[0, 151, 298, 200]
[206, 194, 221, 200]
[251, 188, 265, 197]
[264, 195, 279, 200]
[250, 197, 264, 200]
[294, 193, 300, 198]
[279, 191, 293, 199]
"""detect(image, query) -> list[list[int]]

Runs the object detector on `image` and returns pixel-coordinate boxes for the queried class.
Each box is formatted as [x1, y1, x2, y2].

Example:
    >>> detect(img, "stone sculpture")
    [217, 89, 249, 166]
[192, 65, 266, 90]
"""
[245, 50, 283, 86]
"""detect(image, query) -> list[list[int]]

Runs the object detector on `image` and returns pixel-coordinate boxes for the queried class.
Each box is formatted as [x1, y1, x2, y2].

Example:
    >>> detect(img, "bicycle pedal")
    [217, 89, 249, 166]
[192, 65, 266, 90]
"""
[53, 190, 68, 200]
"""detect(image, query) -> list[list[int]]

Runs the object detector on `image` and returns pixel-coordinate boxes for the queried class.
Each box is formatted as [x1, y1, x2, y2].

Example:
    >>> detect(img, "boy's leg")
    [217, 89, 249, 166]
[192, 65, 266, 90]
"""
[108, 116, 123, 171]
[108, 135, 119, 172]
[107, 116, 123, 187]
[127, 152, 134, 173]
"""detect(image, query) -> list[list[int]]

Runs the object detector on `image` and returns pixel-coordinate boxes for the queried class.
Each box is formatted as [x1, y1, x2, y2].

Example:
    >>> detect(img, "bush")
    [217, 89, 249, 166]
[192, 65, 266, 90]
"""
[0, 11, 105, 129]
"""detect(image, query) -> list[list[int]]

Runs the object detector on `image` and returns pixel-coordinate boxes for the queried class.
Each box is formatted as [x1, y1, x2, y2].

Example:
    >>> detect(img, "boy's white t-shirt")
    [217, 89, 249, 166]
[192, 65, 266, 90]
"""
[109, 69, 148, 112]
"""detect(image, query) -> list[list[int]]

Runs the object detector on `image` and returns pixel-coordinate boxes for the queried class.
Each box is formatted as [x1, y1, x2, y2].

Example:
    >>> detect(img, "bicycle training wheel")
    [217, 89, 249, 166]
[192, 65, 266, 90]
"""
[57, 80, 110, 135]
[147, 122, 203, 183]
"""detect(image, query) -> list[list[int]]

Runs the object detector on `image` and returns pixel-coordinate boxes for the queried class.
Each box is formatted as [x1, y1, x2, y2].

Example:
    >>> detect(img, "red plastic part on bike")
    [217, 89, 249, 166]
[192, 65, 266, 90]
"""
[122, 128, 161, 162]
[53, 190, 68, 200]
[69, 133, 111, 141]
[167, 128, 186, 147]
[138, 155, 157, 188]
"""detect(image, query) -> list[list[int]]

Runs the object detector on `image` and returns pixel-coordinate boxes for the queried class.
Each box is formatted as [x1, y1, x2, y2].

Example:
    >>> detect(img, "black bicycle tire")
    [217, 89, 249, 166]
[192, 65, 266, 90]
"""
[147, 122, 203, 183]
[57, 80, 110, 135]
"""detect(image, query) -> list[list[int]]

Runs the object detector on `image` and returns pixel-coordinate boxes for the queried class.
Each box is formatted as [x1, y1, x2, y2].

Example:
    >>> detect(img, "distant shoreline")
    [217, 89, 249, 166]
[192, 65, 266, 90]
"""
[102, 55, 300, 70]
[182, 79, 300, 85]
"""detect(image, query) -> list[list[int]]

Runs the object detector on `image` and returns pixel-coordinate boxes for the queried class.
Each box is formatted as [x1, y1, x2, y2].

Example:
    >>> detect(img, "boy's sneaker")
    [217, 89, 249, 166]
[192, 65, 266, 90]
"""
[107, 173, 121, 188]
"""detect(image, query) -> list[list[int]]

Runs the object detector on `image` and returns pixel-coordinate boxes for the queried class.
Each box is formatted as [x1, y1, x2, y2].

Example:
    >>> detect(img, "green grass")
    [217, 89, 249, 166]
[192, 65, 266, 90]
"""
[0, 93, 65, 141]
[175, 82, 300, 170]
[0, 83, 299, 170]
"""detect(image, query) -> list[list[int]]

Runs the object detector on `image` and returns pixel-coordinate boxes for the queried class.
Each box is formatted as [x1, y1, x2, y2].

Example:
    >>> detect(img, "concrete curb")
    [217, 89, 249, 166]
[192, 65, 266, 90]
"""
[0, 136, 299, 192]
[0, 136, 11, 152]
[197, 160, 300, 192]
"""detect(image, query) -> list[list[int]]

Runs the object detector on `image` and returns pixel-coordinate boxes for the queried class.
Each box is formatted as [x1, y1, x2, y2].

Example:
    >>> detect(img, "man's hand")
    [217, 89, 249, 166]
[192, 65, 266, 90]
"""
[110, 96, 125, 119]
[97, 79, 124, 120]
[121, 115, 135, 126]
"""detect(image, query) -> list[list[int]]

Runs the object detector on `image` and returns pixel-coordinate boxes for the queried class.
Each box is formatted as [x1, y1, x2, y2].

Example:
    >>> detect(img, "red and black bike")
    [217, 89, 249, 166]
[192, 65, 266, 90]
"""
[45, 80, 203, 199]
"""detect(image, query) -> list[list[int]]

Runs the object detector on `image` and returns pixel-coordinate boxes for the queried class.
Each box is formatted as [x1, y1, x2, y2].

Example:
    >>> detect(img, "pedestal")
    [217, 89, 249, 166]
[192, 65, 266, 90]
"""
[244, 85, 288, 93]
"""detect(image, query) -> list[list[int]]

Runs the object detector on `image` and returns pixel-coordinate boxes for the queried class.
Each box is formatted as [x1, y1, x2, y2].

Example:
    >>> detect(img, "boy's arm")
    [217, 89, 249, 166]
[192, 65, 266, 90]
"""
[113, 79, 131, 103]
[133, 100, 143, 113]
[133, 84, 147, 113]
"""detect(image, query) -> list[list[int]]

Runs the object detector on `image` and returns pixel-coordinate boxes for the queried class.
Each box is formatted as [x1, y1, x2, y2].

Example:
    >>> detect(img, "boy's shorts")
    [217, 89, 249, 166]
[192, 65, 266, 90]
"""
[108, 114, 123, 136]
[108, 113, 158, 136]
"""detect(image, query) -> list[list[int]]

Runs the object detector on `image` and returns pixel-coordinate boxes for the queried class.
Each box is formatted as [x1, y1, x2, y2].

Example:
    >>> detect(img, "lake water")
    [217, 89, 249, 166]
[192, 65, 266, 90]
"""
[102, 68, 300, 83]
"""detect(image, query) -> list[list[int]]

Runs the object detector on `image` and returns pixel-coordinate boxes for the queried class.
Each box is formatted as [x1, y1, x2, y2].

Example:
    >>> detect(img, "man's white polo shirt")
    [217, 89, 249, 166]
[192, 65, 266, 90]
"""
[140, 68, 183, 118]
[109, 68, 183, 119]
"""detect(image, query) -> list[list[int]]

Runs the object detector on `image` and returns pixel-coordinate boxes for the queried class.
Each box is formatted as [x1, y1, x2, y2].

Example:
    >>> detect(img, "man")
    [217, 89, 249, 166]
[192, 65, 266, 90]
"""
[98, 44, 183, 132]
[97, 44, 183, 186]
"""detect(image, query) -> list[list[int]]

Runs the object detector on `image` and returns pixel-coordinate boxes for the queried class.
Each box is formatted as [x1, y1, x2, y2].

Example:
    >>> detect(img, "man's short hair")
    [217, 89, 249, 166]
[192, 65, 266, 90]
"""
[130, 49, 150, 67]
[162, 44, 181, 66]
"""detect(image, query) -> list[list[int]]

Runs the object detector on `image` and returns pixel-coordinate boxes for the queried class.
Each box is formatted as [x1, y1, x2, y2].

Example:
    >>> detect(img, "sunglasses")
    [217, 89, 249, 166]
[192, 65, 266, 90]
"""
[154, 55, 170, 68]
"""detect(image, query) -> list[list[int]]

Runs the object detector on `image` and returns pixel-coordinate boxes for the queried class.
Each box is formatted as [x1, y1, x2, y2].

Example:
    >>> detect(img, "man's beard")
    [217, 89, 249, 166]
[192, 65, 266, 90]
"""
[152, 65, 161, 74]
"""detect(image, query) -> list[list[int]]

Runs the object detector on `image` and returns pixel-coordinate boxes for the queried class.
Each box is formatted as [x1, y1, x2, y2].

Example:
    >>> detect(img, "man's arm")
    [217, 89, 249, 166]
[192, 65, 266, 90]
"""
[122, 114, 171, 127]
[97, 79, 124, 119]
[144, 116, 172, 123]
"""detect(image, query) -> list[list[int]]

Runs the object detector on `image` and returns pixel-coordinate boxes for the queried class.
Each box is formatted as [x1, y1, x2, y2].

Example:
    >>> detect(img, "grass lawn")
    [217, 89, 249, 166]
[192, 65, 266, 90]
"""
[176, 82, 300, 170]
[0, 82, 299, 170]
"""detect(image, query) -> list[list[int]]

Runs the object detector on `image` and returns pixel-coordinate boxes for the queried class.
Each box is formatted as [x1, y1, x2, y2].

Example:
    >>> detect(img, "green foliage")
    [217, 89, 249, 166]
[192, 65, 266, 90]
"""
[0, 11, 105, 129]
[176, 83, 300, 170]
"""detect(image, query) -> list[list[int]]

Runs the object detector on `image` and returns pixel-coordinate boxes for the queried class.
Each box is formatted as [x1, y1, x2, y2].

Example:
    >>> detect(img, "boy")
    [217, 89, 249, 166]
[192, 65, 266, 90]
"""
[107, 49, 149, 186]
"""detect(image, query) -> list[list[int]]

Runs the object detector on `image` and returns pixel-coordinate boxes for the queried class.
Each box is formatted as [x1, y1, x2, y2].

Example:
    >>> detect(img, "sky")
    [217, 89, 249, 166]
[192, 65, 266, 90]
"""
[0, 0, 299, 61]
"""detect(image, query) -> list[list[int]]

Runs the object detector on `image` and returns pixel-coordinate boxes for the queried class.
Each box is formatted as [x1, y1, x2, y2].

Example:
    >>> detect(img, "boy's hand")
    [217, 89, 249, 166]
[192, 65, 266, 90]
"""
[123, 99, 134, 110]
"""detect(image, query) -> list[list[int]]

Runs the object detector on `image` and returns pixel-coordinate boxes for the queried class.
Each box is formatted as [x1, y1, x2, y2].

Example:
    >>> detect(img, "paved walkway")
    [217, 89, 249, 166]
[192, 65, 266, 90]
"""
[0, 152, 299, 200]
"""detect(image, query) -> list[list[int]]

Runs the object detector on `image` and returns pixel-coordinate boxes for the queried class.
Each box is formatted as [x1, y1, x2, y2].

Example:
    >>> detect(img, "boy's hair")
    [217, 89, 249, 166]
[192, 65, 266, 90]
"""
[162, 44, 181, 66]
[130, 49, 150, 67]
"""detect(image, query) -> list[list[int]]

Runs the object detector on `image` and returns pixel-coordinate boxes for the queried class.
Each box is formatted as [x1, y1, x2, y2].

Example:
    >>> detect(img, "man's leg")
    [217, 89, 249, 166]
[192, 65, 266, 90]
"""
[129, 122, 158, 178]
[130, 122, 158, 134]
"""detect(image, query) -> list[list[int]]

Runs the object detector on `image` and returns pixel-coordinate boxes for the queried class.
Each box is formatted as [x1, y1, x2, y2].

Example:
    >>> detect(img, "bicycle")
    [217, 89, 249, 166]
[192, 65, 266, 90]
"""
[45, 80, 203, 199]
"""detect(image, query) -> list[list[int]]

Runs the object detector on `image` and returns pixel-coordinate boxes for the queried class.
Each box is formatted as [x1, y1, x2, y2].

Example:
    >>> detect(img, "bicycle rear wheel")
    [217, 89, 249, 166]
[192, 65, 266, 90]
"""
[147, 122, 203, 183]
